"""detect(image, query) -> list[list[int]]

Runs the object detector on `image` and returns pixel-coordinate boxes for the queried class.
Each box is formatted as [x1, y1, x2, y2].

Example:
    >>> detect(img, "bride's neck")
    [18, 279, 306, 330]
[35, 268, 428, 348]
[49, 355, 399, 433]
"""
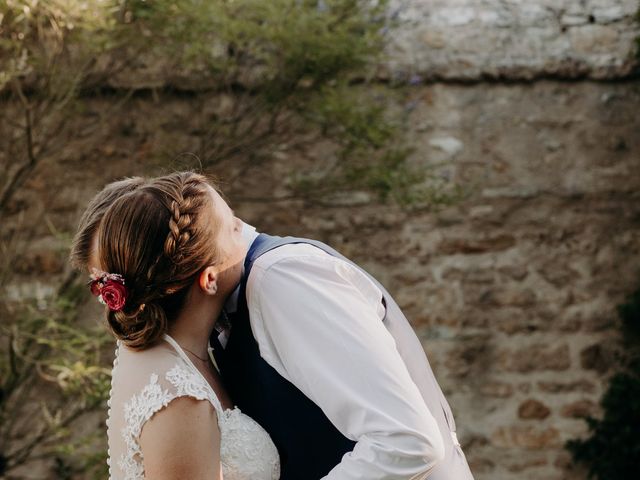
[168, 294, 224, 359]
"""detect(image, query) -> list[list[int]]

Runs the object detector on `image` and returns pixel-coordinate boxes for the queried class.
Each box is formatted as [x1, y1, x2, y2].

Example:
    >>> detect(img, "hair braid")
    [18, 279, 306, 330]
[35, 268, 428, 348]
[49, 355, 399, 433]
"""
[96, 170, 222, 350]
[163, 177, 203, 269]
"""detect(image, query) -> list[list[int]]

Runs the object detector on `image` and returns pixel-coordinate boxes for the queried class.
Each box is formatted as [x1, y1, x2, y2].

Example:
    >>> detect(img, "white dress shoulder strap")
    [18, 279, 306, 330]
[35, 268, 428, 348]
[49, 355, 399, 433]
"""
[161, 333, 224, 414]
[107, 334, 281, 480]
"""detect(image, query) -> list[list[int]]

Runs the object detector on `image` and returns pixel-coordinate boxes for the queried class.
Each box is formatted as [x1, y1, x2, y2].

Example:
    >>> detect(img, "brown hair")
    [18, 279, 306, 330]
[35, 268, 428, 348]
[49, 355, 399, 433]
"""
[69, 176, 146, 271]
[95, 171, 224, 350]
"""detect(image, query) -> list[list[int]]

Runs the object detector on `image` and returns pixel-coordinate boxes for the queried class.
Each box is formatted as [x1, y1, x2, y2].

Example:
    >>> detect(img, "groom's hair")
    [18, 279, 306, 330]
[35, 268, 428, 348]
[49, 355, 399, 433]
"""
[68, 176, 147, 271]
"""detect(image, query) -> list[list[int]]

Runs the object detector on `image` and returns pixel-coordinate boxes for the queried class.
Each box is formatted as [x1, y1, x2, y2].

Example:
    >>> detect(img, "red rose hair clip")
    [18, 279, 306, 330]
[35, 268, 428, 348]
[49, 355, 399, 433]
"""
[88, 267, 128, 311]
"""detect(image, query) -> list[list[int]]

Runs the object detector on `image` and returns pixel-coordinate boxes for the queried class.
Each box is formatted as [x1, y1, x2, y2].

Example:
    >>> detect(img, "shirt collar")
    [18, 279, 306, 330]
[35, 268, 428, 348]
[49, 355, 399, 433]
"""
[222, 221, 260, 315]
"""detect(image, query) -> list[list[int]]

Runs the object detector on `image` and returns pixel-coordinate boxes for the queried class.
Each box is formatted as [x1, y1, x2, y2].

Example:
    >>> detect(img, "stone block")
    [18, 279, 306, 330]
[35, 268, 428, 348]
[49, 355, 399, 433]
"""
[499, 343, 571, 372]
[537, 380, 597, 394]
[518, 399, 552, 419]
[480, 381, 514, 398]
[580, 343, 616, 373]
[560, 399, 599, 418]
[569, 25, 620, 54]
[437, 234, 516, 255]
[491, 426, 561, 449]
[506, 453, 548, 472]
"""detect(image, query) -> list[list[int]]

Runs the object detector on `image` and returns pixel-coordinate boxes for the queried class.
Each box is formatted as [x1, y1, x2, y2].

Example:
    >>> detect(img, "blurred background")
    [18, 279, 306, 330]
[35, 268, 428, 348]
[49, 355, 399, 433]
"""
[1, 1, 639, 479]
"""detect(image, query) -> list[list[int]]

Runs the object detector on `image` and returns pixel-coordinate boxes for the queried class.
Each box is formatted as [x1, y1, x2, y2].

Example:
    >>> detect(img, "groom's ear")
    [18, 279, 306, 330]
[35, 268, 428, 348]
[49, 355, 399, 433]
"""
[198, 266, 219, 296]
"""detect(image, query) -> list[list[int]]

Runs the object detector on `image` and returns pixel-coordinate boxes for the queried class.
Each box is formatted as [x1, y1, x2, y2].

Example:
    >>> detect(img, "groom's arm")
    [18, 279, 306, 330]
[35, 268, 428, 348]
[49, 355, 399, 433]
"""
[247, 248, 445, 480]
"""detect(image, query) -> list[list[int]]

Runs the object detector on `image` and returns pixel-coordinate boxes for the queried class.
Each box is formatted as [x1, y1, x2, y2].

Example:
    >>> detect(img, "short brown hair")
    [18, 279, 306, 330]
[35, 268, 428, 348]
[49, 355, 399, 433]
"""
[69, 176, 146, 271]
[95, 171, 224, 350]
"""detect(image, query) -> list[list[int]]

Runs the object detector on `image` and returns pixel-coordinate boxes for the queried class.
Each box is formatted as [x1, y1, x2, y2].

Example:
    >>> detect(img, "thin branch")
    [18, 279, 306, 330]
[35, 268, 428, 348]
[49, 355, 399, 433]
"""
[7, 401, 93, 471]
[0, 82, 38, 216]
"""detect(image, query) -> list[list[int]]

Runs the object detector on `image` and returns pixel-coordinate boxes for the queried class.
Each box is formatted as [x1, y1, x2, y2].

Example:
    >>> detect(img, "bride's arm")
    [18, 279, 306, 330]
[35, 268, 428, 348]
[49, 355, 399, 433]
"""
[139, 396, 222, 480]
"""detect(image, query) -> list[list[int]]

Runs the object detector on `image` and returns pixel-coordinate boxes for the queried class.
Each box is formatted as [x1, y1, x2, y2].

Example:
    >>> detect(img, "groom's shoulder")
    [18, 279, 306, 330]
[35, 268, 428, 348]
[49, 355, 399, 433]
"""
[252, 241, 333, 273]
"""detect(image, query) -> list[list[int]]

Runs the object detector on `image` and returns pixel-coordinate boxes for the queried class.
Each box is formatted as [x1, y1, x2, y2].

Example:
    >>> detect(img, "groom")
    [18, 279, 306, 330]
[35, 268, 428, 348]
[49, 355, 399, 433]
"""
[70, 177, 474, 480]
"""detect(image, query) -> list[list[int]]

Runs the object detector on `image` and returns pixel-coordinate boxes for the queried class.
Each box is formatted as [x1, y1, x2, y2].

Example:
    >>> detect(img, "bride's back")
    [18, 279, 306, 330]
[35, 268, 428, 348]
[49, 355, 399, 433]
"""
[107, 339, 206, 478]
[107, 336, 281, 480]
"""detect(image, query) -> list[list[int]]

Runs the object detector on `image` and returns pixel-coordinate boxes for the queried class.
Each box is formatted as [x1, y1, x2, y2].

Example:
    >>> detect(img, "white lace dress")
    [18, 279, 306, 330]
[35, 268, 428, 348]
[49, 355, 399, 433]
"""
[106, 333, 281, 479]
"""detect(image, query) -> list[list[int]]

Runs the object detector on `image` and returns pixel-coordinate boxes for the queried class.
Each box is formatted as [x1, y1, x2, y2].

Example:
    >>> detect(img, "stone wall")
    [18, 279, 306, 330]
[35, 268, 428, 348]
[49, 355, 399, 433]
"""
[3, 1, 639, 479]
[386, 0, 639, 80]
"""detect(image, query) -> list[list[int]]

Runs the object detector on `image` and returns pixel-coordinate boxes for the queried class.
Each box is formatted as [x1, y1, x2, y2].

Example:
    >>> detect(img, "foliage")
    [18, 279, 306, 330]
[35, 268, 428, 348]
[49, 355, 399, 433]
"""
[0, 280, 113, 478]
[114, 0, 444, 205]
[117, 0, 387, 91]
[0, 3, 456, 475]
[565, 282, 640, 480]
[0, 0, 125, 216]
[1, 0, 456, 211]
[288, 81, 465, 208]
[0, 0, 117, 93]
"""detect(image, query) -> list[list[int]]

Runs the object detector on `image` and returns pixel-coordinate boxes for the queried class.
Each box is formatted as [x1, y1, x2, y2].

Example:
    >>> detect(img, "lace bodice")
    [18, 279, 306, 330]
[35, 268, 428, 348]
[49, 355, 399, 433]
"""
[106, 335, 280, 479]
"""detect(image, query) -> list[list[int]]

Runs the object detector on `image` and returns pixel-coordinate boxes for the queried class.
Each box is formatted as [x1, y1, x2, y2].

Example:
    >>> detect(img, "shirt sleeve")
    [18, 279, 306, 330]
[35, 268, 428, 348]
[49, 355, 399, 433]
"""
[246, 250, 445, 480]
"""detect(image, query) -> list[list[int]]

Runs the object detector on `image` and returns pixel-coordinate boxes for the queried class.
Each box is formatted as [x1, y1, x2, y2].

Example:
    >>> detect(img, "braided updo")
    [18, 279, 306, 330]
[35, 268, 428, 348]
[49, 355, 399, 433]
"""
[96, 171, 224, 350]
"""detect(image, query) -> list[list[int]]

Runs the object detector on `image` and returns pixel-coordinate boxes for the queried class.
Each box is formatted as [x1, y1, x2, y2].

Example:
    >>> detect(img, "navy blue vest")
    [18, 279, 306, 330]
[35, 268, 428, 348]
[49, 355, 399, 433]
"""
[212, 233, 362, 480]
[210, 233, 476, 480]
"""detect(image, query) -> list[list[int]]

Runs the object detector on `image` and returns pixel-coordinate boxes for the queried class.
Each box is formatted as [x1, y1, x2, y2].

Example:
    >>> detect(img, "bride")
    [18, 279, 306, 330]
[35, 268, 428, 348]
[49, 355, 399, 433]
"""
[86, 172, 280, 479]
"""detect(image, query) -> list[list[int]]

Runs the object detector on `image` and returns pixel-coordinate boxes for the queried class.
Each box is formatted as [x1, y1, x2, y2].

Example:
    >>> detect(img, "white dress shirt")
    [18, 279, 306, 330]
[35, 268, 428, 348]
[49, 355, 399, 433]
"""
[221, 222, 445, 480]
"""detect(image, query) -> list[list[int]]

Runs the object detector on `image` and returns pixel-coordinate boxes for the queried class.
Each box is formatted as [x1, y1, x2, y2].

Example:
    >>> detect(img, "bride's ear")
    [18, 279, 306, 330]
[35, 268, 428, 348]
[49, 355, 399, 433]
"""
[198, 266, 218, 296]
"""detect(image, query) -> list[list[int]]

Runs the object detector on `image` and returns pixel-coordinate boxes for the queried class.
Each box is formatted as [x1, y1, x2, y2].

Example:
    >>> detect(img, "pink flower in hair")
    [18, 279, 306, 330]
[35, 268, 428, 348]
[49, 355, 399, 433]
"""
[88, 267, 128, 311]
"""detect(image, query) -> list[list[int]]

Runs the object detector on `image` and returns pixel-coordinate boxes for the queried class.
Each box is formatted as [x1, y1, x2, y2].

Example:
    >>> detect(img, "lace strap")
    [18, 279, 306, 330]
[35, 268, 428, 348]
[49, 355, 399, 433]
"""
[118, 364, 223, 479]
[162, 333, 225, 414]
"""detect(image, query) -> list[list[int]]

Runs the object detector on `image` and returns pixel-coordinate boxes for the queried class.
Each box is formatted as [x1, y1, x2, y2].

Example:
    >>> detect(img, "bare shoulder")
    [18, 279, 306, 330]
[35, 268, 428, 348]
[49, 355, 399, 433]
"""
[139, 396, 221, 479]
